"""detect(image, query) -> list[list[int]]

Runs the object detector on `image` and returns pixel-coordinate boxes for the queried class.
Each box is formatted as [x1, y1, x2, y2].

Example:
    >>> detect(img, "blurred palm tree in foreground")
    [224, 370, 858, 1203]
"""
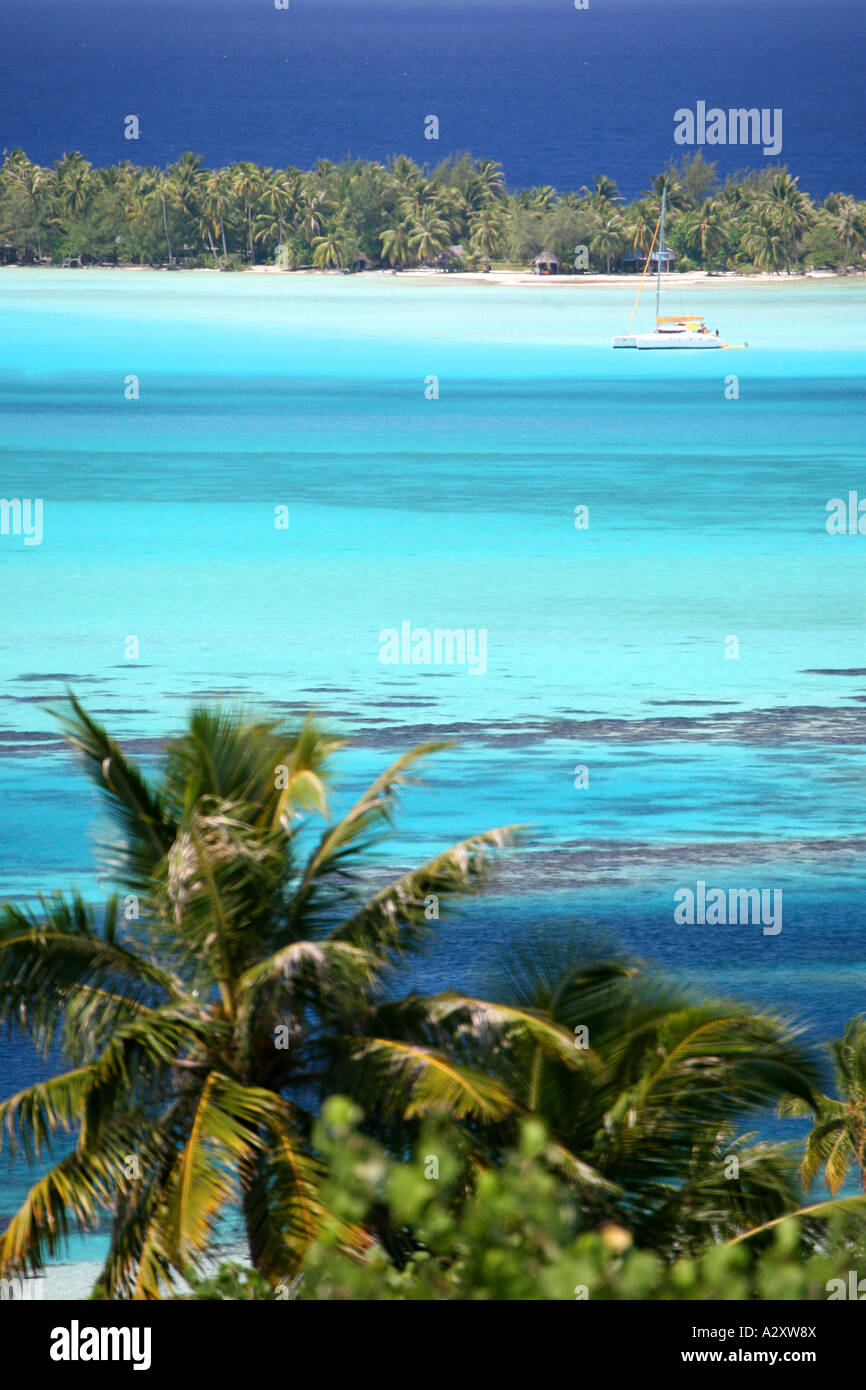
[0, 697, 527, 1297]
[484, 930, 824, 1254]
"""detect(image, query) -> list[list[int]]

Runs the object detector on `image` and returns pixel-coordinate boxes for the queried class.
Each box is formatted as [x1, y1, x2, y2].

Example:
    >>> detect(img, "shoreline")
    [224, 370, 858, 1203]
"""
[0, 265, 860, 290]
[38, 1238, 250, 1301]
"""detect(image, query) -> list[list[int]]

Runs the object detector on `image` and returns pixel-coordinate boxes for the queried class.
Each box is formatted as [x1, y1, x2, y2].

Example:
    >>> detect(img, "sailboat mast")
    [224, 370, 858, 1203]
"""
[656, 185, 666, 321]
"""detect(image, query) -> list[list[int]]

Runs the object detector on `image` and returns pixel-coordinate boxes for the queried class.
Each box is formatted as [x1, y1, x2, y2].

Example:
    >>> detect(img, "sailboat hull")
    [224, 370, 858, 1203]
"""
[612, 330, 724, 349]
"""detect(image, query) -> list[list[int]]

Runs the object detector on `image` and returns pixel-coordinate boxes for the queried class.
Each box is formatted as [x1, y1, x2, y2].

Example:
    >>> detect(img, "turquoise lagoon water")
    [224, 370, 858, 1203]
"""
[1, 270, 865, 1271]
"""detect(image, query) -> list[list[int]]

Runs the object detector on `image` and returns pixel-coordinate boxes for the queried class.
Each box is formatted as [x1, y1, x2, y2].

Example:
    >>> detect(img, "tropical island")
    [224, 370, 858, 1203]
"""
[1, 148, 864, 277]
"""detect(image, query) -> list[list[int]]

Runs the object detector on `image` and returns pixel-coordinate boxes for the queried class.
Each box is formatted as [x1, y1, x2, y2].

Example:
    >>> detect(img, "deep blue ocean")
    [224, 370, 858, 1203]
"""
[0, 0, 864, 199]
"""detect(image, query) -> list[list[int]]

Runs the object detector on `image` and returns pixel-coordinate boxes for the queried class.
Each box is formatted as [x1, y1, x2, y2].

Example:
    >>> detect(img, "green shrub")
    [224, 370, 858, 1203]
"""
[184, 1098, 861, 1301]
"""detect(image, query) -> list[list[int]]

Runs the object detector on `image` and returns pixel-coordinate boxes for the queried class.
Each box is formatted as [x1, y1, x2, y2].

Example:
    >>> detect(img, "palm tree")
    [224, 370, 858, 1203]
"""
[254, 170, 301, 258]
[408, 205, 452, 264]
[742, 207, 787, 273]
[252, 209, 286, 262]
[379, 221, 412, 268]
[466, 158, 506, 211]
[0, 149, 52, 259]
[154, 171, 175, 266]
[200, 168, 236, 265]
[580, 174, 621, 211]
[590, 214, 625, 274]
[826, 193, 863, 272]
[114, 165, 160, 265]
[232, 161, 264, 264]
[297, 184, 332, 246]
[643, 170, 688, 216]
[484, 929, 823, 1253]
[0, 698, 527, 1298]
[386, 154, 422, 194]
[779, 1015, 866, 1196]
[622, 200, 655, 258]
[311, 232, 340, 269]
[166, 153, 203, 233]
[53, 150, 93, 220]
[431, 185, 467, 241]
[679, 198, 728, 269]
[468, 207, 503, 260]
[397, 177, 439, 226]
[524, 185, 557, 211]
[764, 172, 813, 271]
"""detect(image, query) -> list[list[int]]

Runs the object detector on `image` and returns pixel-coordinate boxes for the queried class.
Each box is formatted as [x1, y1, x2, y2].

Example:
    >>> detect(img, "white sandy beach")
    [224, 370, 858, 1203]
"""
[37, 1242, 251, 1301]
[246, 266, 858, 288]
[2, 264, 858, 290]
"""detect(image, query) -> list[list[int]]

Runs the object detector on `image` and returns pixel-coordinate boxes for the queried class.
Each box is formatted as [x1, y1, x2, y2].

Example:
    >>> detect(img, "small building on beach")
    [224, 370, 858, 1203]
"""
[433, 245, 492, 273]
[434, 244, 468, 272]
[620, 247, 676, 274]
[351, 252, 380, 272]
[533, 249, 560, 275]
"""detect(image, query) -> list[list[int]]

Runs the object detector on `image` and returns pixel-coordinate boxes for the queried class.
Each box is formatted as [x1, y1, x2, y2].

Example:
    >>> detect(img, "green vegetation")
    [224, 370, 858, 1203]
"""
[1, 148, 863, 274]
[0, 701, 864, 1300]
[188, 1100, 865, 1301]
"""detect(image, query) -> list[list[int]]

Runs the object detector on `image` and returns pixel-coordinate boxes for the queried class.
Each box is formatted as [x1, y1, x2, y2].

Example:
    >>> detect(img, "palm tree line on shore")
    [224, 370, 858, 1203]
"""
[1, 147, 863, 274]
[0, 698, 865, 1297]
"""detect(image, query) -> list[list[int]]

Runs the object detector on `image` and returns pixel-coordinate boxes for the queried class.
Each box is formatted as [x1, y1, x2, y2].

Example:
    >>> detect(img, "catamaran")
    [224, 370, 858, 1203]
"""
[612, 188, 745, 350]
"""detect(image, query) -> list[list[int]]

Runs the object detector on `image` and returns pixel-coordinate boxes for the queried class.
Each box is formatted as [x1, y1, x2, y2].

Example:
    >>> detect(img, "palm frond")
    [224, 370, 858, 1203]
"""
[0, 1140, 123, 1275]
[160, 1074, 280, 1268]
[50, 693, 175, 887]
[80, 1006, 224, 1149]
[242, 1107, 328, 1280]
[801, 1115, 854, 1193]
[348, 1037, 512, 1121]
[329, 826, 520, 960]
[0, 1066, 93, 1161]
[236, 939, 372, 1066]
[0, 896, 180, 1043]
[422, 992, 594, 1069]
[635, 1009, 819, 1122]
[162, 706, 341, 832]
[727, 1194, 866, 1246]
[541, 1137, 620, 1197]
[97, 1109, 187, 1299]
[293, 742, 453, 914]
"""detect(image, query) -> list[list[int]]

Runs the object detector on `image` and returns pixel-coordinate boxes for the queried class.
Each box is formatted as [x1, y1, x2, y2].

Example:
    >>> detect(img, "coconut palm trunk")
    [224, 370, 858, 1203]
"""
[160, 192, 173, 265]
